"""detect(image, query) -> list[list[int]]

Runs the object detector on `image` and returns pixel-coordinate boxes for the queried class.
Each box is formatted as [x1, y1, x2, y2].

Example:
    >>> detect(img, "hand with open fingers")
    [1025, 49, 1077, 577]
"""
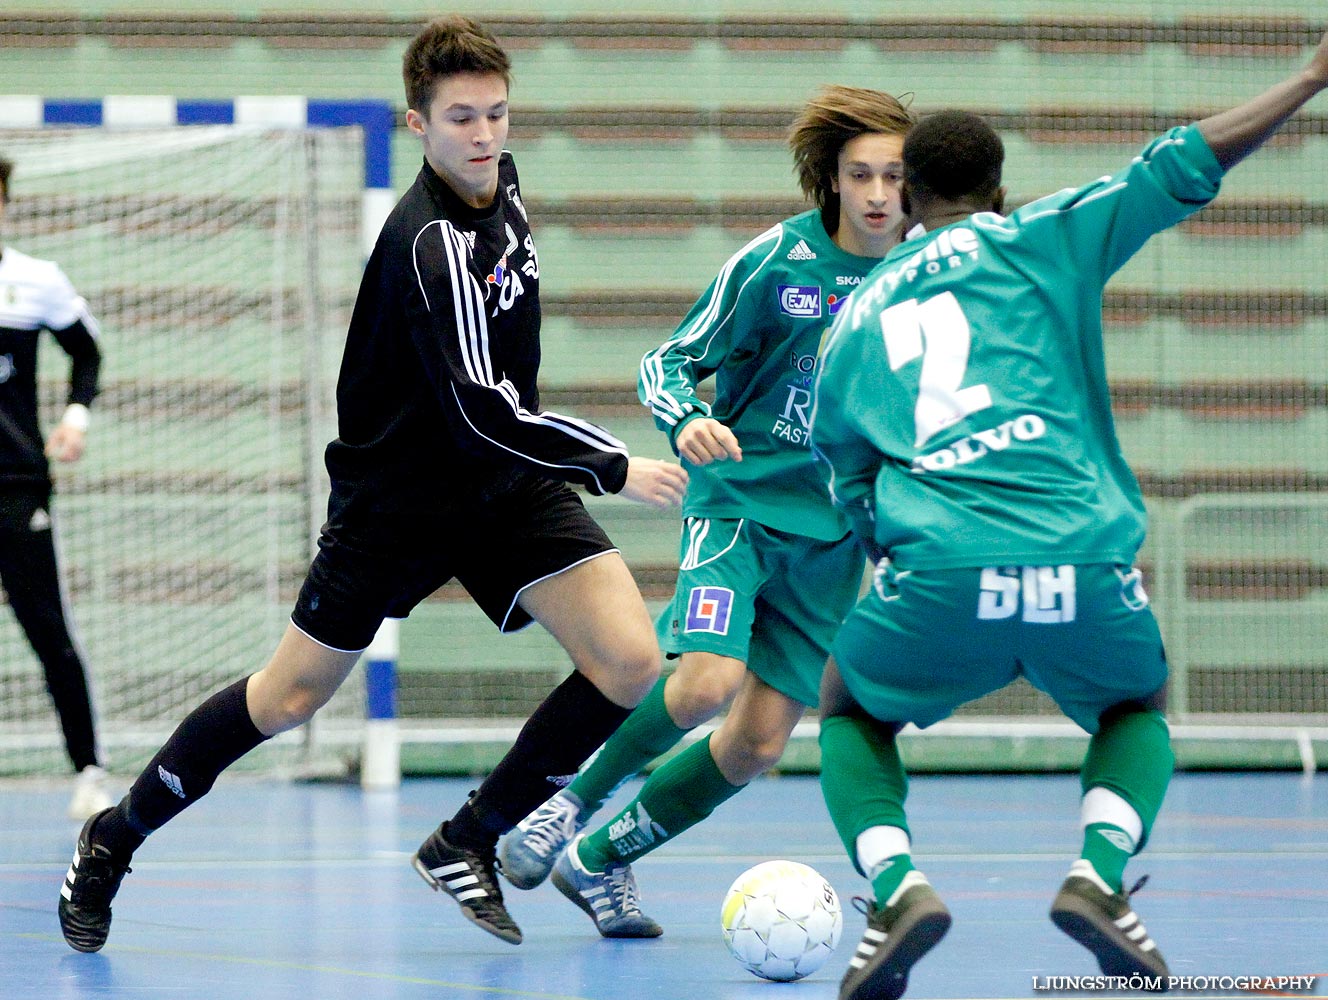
[676, 417, 742, 466]
[620, 455, 688, 509]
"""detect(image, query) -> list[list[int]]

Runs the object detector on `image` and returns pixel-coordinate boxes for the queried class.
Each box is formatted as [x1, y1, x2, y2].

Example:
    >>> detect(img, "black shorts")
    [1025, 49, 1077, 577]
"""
[290, 475, 617, 652]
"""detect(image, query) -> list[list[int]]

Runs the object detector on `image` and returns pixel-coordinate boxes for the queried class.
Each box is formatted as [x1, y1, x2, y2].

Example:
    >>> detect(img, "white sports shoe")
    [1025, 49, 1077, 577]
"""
[498, 789, 586, 889]
[68, 766, 114, 822]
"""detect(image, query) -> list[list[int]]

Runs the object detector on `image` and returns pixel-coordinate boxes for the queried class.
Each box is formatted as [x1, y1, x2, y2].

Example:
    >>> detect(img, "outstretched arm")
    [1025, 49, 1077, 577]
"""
[1198, 29, 1328, 171]
[618, 455, 689, 510]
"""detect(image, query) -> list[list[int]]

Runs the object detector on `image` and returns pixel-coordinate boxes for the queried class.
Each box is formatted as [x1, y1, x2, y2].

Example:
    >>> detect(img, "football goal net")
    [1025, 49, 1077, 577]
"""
[0, 122, 364, 776]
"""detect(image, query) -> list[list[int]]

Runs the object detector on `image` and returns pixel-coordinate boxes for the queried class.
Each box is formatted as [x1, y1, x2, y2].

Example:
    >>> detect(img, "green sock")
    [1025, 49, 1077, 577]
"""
[1080, 707, 1174, 888]
[869, 853, 917, 904]
[579, 734, 742, 871]
[567, 677, 689, 816]
[1081, 823, 1133, 892]
[818, 713, 910, 877]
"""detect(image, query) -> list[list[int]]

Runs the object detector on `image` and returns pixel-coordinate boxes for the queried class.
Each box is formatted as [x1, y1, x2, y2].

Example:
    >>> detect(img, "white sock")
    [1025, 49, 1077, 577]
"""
[856, 825, 911, 881]
[1081, 787, 1142, 847]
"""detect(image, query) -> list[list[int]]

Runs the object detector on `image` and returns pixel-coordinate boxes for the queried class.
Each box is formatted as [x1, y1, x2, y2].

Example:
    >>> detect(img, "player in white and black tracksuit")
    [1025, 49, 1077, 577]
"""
[61, 14, 687, 954]
[0, 161, 104, 784]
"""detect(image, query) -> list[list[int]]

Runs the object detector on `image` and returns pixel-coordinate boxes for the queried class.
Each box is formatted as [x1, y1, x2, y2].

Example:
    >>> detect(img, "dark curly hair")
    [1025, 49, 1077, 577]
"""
[903, 110, 1004, 204]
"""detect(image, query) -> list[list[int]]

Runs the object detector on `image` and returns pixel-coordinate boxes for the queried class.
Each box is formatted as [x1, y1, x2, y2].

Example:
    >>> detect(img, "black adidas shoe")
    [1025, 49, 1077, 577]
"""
[59, 808, 132, 953]
[411, 826, 522, 944]
[1051, 861, 1169, 984]
[839, 872, 951, 1000]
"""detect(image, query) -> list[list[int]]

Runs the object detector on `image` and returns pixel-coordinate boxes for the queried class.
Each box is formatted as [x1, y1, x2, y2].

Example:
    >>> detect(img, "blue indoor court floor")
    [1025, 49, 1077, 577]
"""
[2, 772, 1325, 1000]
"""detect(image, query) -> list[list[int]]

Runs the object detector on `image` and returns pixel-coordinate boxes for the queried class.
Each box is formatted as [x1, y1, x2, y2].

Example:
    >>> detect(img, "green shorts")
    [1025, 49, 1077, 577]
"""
[831, 562, 1168, 733]
[656, 517, 865, 707]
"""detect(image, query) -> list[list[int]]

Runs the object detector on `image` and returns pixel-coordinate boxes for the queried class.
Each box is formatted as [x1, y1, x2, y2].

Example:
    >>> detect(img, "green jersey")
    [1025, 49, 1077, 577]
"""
[812, 124, 1224, 568]
[640, 210, 883, 541]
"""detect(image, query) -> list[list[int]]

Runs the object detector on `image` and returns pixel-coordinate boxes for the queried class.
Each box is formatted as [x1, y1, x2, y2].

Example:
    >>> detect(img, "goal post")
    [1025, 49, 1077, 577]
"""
[0, 98, 390, 777]
[0, 96, 396, 258]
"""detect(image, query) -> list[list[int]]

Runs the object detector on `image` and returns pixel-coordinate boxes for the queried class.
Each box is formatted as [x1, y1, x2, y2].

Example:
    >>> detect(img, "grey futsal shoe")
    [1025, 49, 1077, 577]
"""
[59, 809, 131, 953]
[839, 872, 951, 1000]
[1051, 860, 1169, 984]
[412, 825, 522, 944]
[551, 834, 663, 938]
[498, 789, 586, 890]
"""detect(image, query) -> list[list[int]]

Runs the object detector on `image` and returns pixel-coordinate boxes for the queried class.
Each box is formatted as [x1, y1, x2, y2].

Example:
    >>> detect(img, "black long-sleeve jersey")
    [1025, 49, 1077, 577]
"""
[0, 246, 101, 488]
[324, 152, 629, 522]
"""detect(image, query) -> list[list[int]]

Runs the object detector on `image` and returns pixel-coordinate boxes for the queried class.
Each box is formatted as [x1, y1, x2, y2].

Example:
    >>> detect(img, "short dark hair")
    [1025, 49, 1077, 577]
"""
[402, 15, 512, 116]
[903, 110, 1004, 205]
[0, 156, 11, 204]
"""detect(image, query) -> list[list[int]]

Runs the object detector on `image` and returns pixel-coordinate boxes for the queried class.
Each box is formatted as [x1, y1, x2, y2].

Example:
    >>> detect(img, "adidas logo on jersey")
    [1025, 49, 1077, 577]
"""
[786, 239, 816, 261]
[28, 508, 51, 532]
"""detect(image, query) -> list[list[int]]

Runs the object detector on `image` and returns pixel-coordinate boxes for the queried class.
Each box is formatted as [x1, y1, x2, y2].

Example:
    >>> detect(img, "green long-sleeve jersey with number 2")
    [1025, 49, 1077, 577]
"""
[812, 124, 1225, 568]
[639, 209, 885, 541]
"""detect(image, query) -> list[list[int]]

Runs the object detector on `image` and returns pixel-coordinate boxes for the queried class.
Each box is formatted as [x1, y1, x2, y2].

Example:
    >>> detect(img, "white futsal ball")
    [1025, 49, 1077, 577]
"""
[720, 859, 843, 982]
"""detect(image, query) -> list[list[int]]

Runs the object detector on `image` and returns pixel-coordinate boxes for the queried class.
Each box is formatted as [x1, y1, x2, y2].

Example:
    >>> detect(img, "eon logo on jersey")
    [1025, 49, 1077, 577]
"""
[778, 285, 821, 318]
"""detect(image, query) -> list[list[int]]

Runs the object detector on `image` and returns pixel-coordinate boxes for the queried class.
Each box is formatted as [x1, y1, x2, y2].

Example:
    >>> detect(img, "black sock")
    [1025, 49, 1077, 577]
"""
[93, 677, 267, 860]
[445, 671, 633, 849]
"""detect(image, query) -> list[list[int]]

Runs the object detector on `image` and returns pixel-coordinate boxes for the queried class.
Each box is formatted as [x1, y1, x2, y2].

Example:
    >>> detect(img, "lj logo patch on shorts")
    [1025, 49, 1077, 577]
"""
[685, 586, 733, 635]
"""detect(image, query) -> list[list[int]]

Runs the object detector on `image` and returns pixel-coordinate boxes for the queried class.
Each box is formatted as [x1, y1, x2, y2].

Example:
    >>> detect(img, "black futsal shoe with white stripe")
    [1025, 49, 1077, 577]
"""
[59, 808, 132, 953]
[411, 825, 522, 944]
[1051, 861, 1169, 983]
[839, 872, 951, 1000]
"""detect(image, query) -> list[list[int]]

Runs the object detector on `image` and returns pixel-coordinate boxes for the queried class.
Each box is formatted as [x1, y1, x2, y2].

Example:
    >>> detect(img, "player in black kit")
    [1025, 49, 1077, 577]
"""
[0, 156, 112, 822]
[59, 14, 686, 953]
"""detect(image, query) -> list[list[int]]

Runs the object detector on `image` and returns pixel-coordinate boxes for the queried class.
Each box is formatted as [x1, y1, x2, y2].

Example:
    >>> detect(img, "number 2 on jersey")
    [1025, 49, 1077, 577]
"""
[879, 291, 992, 447]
